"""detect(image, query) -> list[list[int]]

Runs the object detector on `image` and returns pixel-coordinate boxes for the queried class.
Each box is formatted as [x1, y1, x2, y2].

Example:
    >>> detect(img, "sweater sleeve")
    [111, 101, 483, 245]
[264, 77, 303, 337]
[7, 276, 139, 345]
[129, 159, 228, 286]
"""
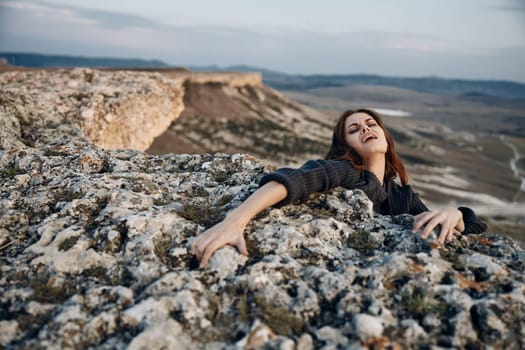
[458, 206, 487, 234]
[259, 159, 386, 208]
[409, 191, 429, 215]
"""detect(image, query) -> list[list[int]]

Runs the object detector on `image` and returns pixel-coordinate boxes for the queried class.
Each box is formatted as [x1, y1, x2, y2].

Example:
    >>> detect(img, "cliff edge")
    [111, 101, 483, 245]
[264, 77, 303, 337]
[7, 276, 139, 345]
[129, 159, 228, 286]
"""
[0, 68, 185, 151]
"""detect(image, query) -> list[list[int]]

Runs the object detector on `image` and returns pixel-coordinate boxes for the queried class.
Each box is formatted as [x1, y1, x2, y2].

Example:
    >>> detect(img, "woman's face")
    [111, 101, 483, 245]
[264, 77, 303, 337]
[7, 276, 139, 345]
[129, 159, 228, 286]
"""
[344, 112, 388, 160]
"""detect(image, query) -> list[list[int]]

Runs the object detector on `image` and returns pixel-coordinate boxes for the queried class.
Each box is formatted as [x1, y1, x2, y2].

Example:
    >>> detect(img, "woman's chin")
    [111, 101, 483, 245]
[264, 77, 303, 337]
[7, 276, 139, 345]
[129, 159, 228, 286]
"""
[359, 145, 387, 157]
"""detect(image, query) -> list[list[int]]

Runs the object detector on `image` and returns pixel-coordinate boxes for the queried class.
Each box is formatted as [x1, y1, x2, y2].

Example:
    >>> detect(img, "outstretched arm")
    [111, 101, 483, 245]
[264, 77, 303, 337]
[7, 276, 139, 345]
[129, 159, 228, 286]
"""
[191, 181, 287, 267]
[193, 159, 385, 266]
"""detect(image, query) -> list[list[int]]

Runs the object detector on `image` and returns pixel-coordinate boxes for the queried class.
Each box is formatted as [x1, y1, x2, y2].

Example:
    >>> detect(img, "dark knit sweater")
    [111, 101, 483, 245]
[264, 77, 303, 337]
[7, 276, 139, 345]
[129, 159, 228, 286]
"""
[260, 159, 487, 234]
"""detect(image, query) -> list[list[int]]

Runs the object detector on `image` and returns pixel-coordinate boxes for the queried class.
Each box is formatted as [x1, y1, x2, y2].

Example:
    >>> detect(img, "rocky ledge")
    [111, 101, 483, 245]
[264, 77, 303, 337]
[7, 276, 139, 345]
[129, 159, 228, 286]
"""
[1, 69, 524, 349]
[0, 141, 524, 349]
[0, 68, 184, 151]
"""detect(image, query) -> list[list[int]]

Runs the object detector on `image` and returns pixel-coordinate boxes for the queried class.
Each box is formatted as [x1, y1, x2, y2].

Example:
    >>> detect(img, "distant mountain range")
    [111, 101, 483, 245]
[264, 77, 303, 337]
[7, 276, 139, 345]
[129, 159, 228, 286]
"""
[0, 52, 168, 69]
[2, 52, 525, 99]
[218, 65, 525, 100]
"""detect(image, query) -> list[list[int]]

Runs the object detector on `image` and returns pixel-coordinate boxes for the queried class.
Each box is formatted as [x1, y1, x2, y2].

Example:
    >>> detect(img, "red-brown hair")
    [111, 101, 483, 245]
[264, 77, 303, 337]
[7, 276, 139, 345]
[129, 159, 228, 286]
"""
[325, 108, 408, 185]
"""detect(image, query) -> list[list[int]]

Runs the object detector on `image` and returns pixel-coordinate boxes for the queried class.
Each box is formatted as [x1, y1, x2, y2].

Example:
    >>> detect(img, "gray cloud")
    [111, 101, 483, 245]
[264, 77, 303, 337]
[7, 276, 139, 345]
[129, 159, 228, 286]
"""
[1, 0, 524, 82]
[68, 7, 168, 30]
[0, 0, 168, 30]
[490, 0, 525, 12]
[493, 5, 525, 11]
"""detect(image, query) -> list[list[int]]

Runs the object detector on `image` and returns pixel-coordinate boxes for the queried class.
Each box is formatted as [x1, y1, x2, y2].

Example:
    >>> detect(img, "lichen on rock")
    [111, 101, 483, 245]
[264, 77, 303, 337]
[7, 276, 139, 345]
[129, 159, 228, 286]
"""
[1, 145, 524, 349]
[0, 69, 524, 349]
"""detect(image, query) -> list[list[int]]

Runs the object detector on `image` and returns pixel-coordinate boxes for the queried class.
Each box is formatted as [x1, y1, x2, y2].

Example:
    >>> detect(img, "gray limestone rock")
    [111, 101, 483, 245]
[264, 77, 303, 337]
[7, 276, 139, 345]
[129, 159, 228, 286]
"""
[1, 147, 523, 349]
[1, 70, 524, 349]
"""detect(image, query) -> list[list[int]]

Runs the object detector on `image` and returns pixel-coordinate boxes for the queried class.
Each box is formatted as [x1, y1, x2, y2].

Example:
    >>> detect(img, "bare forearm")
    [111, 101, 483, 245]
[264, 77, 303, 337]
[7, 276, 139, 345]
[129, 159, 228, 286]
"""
[192, 181, 287, 267]
[227, 181, 287, 226]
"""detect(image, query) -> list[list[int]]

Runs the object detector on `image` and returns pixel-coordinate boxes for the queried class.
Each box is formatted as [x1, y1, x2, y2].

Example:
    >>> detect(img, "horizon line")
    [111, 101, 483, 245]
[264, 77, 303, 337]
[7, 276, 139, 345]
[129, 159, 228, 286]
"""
[1, 50, 525, 85]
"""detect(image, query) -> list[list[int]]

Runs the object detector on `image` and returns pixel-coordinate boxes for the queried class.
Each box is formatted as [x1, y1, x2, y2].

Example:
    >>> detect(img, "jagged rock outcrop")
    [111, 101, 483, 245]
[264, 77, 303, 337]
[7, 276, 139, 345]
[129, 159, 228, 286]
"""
[1, 143, 524, 349]
[0, 68, 185, 151]
[1, 69, 524, 349]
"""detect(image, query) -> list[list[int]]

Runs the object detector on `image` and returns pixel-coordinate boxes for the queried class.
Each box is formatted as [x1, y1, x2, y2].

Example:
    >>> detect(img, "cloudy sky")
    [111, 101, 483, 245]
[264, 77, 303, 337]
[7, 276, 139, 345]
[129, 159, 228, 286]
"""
[1, 0, 524, 82]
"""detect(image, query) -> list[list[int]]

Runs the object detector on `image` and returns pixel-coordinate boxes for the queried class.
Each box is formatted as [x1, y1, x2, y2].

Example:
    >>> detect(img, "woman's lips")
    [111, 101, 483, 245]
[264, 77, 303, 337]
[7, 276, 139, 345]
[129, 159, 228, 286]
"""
[361, 133, 377, 143]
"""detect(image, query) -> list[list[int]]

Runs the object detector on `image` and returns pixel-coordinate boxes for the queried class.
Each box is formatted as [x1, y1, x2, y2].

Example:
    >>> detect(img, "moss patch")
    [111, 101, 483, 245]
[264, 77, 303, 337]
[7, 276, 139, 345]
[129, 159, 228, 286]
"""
[84, 266, 108, 281]
[400, 287, 443, 322]
[58, 235, 79, 251]
[439, 248, 466, 271]
[218, 284, 305, 338]
[348, 229, 381, 255]
[176, 203, 225, 228]
[30, 277, 75, 303]
[253, 295, 305, 336]
[244, 234, 266, 264]
[153, 233, 173, 265]
[1, 164, 24, 178]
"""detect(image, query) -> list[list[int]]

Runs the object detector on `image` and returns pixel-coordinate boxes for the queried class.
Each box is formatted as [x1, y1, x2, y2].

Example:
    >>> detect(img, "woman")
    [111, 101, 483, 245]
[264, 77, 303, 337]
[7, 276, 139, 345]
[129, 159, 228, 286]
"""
[192, 108, 487, 267]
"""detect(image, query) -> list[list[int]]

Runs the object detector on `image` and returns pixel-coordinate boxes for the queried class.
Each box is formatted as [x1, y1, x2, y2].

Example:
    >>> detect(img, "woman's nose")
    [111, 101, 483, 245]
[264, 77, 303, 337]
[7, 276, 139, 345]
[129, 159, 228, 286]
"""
[361, 125, 370, 133]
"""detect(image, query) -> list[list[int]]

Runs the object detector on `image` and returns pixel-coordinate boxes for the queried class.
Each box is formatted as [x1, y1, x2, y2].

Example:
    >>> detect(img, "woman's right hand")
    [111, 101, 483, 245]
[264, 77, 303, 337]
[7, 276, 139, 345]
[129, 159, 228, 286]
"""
[191, 214, 249, 268]
[192, 181, 288, 268]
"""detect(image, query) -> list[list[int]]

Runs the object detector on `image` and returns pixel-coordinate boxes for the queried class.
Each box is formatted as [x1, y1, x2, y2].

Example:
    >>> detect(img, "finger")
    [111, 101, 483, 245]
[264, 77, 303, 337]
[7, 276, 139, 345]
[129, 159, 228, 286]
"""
[438, 221, 450, 244]
[192, 231, 216, 259]
[200, 231, 233, 267]
[191, 240, 200, 258]
[413, 211, 433, 227]
[447, 228, 454, 242]
[192, 238, 208, 260]
[236, 237, 249, 256]
[191, 239, 199, 255]
[413, 211, 435, 233]
[421, 214, 445, 239]
[199, 243, 219, 268]
[413, 211, 426, 220]
[448, 228, 459, 242]
[440, 218, 455, 244]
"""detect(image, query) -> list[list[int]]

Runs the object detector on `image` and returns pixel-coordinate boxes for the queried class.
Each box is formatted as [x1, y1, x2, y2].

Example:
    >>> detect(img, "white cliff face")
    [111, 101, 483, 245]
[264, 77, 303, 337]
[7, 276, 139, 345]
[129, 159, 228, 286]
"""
[0, 68, 185, 151]
[0, 69, 524, 349]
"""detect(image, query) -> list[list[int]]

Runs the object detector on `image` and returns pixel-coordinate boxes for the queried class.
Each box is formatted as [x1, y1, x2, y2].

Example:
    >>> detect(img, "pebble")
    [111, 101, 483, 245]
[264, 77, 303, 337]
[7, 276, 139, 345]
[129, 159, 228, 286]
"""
[353, 314, 384, 341]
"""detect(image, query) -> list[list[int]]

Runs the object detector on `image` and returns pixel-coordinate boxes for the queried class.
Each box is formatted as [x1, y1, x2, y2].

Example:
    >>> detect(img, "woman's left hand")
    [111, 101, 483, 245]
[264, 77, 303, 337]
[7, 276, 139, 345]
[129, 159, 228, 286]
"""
[413, 207, 465, 244]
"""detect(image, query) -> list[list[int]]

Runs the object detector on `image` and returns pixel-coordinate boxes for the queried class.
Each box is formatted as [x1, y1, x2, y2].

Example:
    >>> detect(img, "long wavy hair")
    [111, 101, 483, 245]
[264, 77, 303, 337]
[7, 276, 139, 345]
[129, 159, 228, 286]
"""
[325, 108, 408, 185]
